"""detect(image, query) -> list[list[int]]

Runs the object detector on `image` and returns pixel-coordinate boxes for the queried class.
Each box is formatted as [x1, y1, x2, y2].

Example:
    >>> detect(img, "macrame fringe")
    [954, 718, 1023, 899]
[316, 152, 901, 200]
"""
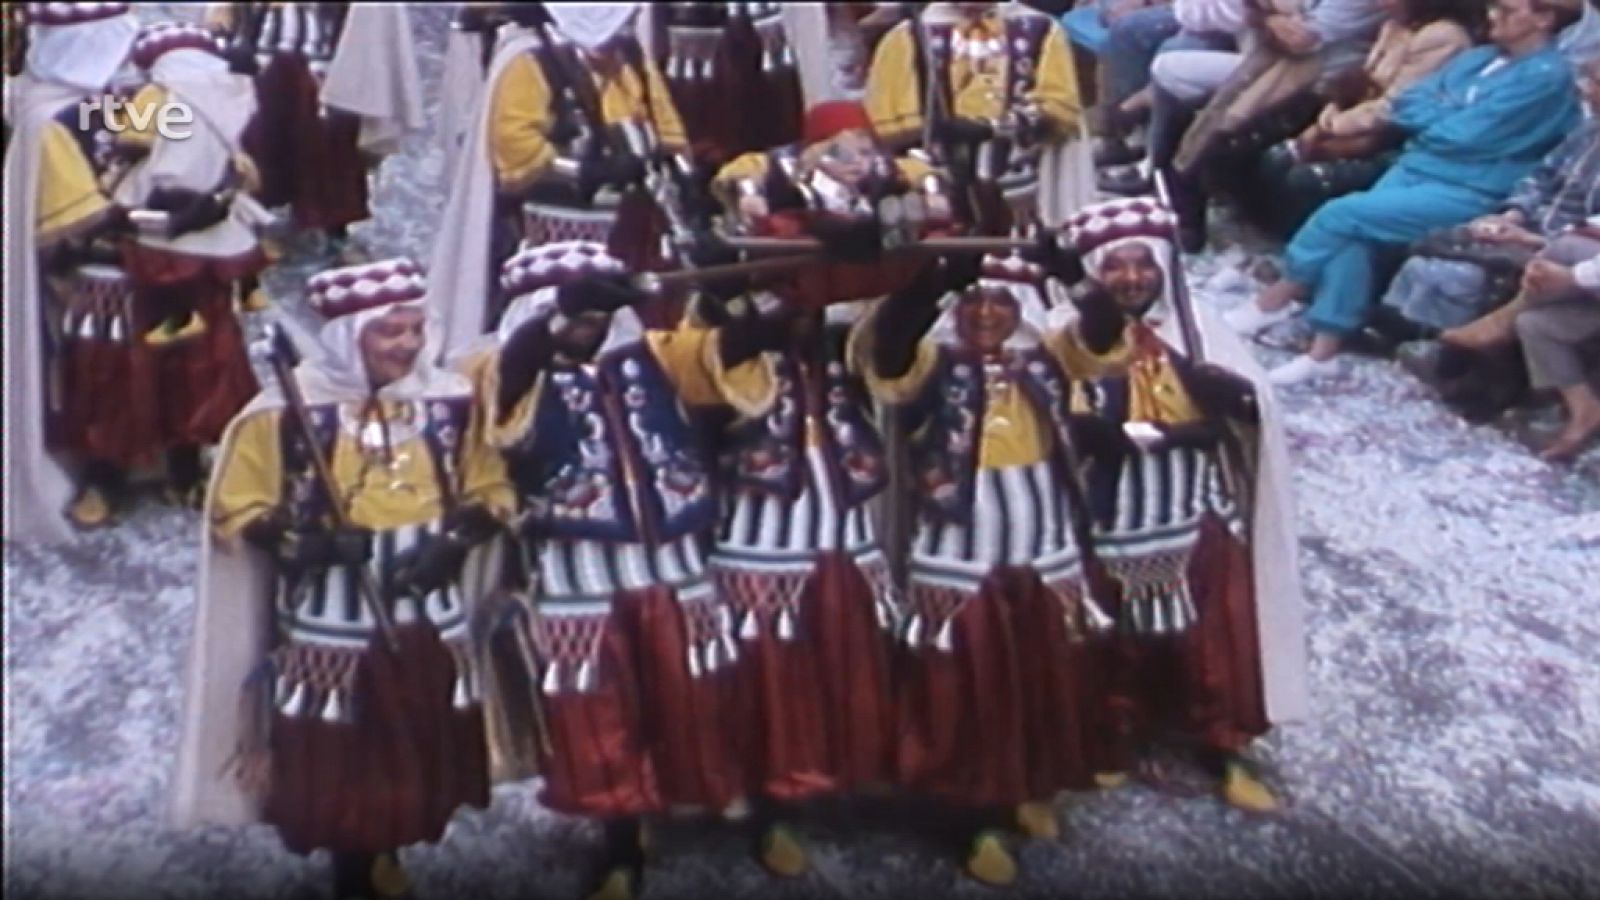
[1107, 547, 1199, 637]
[713, 567, 809, 644]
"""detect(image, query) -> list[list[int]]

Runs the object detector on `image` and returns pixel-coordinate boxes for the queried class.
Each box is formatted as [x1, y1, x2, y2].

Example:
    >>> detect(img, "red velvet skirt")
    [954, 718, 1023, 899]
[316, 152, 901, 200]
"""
[535, 584, 742, 817]
[896, 568, 1100, 808]
[720, 553, 896, 801]
[266, 623, 490, 856]
[123, 245, 262, 448]
[50, 248, 261, 467]
[247, 53, 369, 231]
[1096, 515, 1271, 767]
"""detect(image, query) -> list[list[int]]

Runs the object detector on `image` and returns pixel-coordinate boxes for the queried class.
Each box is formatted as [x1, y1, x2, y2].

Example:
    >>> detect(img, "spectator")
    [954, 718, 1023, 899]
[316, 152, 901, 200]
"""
[1103, 0, 1388, 249]
[1511, 234, 1600, 461]
[1254, 0, 1478, 237]
[1225, 0, 1584, 387]
[1377, 53, 1600, 340]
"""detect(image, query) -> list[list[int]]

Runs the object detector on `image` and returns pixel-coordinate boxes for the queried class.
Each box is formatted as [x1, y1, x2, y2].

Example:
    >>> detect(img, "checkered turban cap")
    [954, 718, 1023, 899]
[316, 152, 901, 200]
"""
[25, 2, 129, 25]
[1064, 197, 1179, 258]
[130, 22, 223, 68]
[499, 240, 626, 301]
[306, 258, 428, 321]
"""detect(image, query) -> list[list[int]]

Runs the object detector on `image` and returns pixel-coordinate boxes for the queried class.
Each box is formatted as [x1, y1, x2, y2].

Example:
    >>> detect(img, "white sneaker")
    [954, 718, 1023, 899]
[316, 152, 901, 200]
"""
[1268, 354, 1342, 386]
[1224, 302, 1298, 336]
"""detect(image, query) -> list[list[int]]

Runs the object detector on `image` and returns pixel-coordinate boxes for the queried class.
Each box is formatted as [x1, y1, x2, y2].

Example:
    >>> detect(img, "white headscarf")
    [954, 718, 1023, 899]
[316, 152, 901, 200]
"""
[926, 255, 1054, 351]
[302, 298, 467, 404]
[25, 12, 139, 93]
[545, 2, 641, 51]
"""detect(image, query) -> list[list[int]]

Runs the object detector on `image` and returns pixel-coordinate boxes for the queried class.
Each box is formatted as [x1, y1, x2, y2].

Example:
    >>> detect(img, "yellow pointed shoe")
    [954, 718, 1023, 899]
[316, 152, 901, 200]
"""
[239, 286, 270, 313]
[964, 831, 1017, 887]
[1094, 771, 1131, 790]
[1222, 762, 1280, 814]
[145, 312, 207, 347]
[67, 486, 113, 530]
[1015, 801, 1060, 841]
[759, 823, 810, 878]
[584, 867, 635, 900]
[369, 852, 415, 899]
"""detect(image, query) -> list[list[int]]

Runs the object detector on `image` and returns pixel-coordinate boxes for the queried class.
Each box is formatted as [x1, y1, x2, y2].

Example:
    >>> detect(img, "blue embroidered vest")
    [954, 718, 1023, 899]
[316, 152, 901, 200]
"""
[507, 342, 718, 544]
[722, 327, 887, 509]
[902, 344, 1081, 527]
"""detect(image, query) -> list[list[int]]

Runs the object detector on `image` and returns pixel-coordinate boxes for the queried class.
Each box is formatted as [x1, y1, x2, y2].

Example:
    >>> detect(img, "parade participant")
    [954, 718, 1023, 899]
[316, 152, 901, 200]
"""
[863, 1, 1090, 232]
[854, 251, 1118, 886]
[171, 258, 515, 900]
[428, 2, 691, 356]
[3, 2, 139, 541]
[686, 282, 899, 879]
[1056, 197, 1310, 810]
[712, 100, 955, 307]
[205, 3, 420, 262]
[653, 2, 805, 166]
[109, 22, 269, 509]
[480, 241, 787, 900]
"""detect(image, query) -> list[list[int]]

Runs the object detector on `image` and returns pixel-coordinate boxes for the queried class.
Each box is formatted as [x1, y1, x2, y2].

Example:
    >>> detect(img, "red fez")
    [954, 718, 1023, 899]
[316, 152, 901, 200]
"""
[803, 101, 874, 146]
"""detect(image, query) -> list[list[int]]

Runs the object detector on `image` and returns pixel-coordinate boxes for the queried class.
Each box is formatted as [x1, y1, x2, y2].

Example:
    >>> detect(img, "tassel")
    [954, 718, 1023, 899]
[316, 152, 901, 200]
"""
[704, 640, 720, 673]
[904, 614, 923, 647]
[720, 633, 740, 666]
[873, 597, 890, 630]
[760, 47, 774, 73]
[452, 676, 470, 709]
[273, 674, 291, 706]
[541, 663, 562, 696]
[776, 607, 795, 641]
[699, 58, 714, 81]
[576, 659, 596, 693]
[933, 617, 954, 652]
[282, 682, 307, 717]
[687, 646, 703, 679]
[1150, 588, 1168, 636]
[77, 314, 97, 340]
[320, 689, 343, 722]
[739, 610, 759, 641]
[1081, 596, 1115, 634]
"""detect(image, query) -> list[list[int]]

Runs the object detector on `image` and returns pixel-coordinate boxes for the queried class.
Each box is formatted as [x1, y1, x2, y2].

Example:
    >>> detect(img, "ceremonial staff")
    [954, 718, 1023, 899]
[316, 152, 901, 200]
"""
[264, 324, 402, 653]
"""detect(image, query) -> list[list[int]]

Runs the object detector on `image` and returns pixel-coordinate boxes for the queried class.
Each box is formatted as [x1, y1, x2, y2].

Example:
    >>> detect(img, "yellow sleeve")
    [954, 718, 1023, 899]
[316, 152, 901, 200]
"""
[462, 345, 544, 450]
[712, 152, 773, 206]
[460, 392, 519, 521]
[1028, 23, 1082, 138]
[846, 303, 939, 405]
[1046, 324, 1134, 381]
[865, 22, 923, 145]
[36, 122, 111, 247]
[894, 156, 936, 185]
[489, 51, 558, 194]
[645, 327, 776, 416]
[112, 84, 166, 150]
[642, 56, 688, 152]
[209, 409, 285, 545]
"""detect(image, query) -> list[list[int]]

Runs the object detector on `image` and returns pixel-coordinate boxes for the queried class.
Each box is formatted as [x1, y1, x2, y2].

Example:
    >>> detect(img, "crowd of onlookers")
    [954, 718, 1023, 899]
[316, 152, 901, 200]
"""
[1054, 0, 1600, 462]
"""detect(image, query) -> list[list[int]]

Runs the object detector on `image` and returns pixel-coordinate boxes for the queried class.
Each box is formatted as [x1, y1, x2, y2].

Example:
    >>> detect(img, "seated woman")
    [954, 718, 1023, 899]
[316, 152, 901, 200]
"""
[1375, 54, 1600, 342]
[1254, 0, 1477, 238]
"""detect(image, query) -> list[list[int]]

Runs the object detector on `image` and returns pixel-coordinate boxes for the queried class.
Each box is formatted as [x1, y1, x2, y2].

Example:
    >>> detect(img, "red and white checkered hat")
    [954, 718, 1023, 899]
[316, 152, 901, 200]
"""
[25, 2, 129, 25]
[130, 22, 223, 69]
[1064, 197, 1179, 258]
[499, 240, 627, 302]
[306, 258, 427, 321]
[971, 254, 1045, 292]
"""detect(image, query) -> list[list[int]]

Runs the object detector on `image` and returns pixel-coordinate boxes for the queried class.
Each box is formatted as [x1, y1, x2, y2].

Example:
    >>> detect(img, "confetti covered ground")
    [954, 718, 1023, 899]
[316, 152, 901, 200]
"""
[6, 6, 1599, 900]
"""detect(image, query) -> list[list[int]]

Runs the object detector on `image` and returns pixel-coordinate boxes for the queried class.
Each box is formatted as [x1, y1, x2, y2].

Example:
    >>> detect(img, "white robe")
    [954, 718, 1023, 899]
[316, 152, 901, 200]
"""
[320, 4, 424, 158]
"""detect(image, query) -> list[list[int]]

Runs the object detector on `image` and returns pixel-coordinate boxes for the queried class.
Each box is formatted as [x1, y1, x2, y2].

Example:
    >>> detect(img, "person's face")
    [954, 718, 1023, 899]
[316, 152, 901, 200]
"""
[554, 311, 611, 361]
[1486, 0, 1553, 49]
[813, 129, 880, 187]
[956, 288, 1020, 355]
[359, 305, 427, 388]
[1098, 243, 1165, 315]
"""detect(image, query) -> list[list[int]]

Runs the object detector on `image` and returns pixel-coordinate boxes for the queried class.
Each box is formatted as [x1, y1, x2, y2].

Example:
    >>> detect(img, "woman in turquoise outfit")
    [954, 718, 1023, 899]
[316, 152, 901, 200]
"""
[1226, 0, 1587, 386]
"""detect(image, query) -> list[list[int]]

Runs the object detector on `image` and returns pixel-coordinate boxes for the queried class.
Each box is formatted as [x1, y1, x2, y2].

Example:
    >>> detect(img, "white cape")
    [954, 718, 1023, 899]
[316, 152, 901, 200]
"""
[3, 76, 93, 546]
[320, 4, 424, 158]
